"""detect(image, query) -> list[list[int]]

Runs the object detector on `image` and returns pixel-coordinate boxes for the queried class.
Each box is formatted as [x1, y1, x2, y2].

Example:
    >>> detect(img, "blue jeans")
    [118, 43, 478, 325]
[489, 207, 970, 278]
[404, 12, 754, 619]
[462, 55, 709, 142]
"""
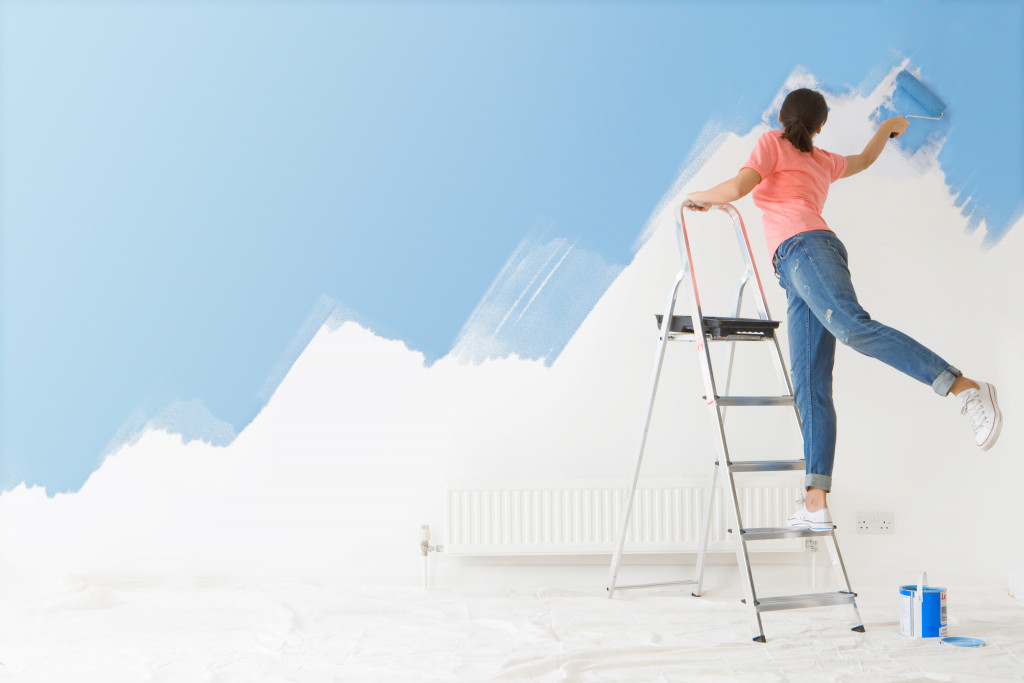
[772, 230, 960, 492]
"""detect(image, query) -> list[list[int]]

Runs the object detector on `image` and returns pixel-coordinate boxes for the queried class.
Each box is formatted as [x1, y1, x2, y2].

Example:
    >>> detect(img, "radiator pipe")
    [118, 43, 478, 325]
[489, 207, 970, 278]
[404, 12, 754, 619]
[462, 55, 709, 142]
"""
[420, 524, 443, 589]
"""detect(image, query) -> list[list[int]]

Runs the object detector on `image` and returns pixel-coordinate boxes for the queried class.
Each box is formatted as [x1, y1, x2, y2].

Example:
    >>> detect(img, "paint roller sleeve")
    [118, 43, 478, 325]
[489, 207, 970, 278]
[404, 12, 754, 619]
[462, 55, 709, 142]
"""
[890, 71, 948, 137]
[895, 70, 948, 118]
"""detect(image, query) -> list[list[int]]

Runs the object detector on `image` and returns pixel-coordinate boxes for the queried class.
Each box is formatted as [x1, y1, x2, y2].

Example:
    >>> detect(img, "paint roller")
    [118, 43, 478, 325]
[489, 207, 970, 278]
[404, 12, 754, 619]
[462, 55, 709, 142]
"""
[889, 70, 947, 137]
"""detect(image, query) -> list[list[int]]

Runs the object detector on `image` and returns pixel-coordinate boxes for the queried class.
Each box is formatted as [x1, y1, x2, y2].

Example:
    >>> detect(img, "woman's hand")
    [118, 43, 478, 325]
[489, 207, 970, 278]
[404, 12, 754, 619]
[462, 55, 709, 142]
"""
[885, 116, 910, 139]
[683, 194, 711, 212]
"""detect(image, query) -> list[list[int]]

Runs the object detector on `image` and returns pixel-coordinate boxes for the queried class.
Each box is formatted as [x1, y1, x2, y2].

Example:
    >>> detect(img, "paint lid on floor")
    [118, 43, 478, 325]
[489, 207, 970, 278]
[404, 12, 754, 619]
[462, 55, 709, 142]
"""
[941, 637, 986, 648]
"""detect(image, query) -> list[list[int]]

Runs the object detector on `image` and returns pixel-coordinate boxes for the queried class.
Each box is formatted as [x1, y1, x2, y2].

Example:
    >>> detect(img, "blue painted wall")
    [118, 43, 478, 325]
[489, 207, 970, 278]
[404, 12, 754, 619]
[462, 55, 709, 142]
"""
[1, 0, 1021, 493]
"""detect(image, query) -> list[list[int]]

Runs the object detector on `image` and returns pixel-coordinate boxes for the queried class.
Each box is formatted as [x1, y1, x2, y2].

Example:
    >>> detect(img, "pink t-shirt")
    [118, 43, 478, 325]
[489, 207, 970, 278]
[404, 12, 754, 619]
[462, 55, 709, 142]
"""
[741, 129, 847, 257]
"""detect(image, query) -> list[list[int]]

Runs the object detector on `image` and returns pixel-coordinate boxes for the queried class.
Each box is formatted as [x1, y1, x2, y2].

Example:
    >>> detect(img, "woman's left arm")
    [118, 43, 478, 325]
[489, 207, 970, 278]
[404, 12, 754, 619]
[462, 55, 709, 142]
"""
[842, 116, 909, 178]
[684, 168, 762, 211]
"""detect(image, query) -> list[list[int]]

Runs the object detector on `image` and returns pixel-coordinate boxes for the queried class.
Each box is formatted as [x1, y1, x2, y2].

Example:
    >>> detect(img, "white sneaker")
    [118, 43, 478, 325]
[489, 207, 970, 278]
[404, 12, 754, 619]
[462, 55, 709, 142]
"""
[959, 382, 1002, 450]
[787, 505, 834, 532]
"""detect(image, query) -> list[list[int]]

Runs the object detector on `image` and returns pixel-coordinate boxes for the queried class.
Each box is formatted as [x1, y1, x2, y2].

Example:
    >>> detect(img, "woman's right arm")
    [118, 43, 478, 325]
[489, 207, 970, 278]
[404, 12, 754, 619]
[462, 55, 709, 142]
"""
[842, 116, 910, 178]
[684, 167, 762, 211]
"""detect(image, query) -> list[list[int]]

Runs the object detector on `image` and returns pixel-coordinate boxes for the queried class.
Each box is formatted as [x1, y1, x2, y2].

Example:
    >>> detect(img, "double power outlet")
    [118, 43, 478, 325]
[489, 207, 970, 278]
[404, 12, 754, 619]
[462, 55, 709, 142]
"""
[855, 511, 895, 534]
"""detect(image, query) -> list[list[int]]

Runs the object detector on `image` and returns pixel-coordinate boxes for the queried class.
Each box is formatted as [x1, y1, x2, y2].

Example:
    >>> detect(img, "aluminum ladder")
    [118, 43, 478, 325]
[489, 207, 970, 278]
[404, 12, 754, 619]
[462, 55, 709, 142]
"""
[605, 203, 864, 643]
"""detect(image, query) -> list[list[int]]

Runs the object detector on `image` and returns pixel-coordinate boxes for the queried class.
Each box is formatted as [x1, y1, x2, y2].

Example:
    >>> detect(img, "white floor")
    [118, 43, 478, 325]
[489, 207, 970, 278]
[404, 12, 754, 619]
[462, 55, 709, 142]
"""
[2, 570, 1022, 682]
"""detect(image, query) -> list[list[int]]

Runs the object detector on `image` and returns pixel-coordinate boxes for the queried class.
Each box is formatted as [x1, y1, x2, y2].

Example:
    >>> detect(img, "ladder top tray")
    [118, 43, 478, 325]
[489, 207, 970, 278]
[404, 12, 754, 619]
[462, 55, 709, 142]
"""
[655, 314, 780, 339]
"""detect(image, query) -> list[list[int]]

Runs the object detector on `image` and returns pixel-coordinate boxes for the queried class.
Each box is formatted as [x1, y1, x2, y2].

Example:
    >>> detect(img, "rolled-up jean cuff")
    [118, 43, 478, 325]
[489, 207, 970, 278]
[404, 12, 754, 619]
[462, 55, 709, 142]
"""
[805, 473, 832, 492]
[931, 365, 961, 396]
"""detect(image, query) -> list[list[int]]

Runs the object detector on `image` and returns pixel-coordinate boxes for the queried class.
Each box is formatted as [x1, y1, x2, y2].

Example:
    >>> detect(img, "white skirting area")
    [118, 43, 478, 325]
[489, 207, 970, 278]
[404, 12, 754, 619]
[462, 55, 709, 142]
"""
[2, 567, 1022, 681]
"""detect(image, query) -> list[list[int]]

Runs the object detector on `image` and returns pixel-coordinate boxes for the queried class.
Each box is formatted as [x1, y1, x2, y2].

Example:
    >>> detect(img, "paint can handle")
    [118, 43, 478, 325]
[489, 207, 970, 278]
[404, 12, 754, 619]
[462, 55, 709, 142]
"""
[914, 571, 928, 637]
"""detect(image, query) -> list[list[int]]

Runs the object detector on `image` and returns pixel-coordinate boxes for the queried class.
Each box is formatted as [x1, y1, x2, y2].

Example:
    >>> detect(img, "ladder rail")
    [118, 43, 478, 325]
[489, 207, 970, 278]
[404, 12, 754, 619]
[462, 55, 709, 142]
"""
[606, 271, 689, 598]
[720, 204, 770, 322]
[679, 204, 763, 635]
[719, 274, 750, 425]
[691, 458, 717, 596]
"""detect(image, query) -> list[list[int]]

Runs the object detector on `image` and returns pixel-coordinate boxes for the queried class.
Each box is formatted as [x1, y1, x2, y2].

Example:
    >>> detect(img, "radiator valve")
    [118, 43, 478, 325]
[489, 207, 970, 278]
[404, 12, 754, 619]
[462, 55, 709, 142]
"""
[420, 524, 443, 556]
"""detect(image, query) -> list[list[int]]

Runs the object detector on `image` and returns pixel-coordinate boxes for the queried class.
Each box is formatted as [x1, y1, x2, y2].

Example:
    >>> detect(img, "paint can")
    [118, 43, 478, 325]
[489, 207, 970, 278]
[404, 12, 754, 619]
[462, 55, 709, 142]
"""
[899, 572, 947, 638]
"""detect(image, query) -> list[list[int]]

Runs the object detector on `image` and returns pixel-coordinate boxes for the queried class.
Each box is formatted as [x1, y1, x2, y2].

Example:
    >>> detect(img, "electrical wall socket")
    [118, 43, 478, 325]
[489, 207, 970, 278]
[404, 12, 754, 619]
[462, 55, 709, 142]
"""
[856, 511, 894, 534]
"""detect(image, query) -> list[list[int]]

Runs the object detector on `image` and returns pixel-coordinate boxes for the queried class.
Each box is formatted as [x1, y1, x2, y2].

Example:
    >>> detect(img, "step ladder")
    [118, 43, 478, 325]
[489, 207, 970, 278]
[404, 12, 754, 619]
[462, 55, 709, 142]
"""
[605, 203, 864, 643]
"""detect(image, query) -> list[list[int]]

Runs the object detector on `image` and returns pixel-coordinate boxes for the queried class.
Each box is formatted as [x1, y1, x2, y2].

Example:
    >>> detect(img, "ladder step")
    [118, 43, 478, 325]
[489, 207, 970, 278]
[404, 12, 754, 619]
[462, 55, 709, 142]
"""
[735, 527, 834, 541]
[714, 396, 795, 407]
[746, 591, 857, 613]
[729, 459, 805, 473]
[655, 314, 779, 340]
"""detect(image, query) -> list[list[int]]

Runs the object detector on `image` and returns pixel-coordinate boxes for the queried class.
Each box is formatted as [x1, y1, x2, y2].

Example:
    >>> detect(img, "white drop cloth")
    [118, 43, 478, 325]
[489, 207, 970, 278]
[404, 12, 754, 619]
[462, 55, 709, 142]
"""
[1, 577, 1021, 681]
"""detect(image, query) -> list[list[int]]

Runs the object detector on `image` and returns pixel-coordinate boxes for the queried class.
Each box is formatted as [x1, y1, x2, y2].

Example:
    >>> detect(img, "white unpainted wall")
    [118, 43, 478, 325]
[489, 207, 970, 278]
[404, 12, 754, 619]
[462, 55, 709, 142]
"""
[0, 74, 1020, 596]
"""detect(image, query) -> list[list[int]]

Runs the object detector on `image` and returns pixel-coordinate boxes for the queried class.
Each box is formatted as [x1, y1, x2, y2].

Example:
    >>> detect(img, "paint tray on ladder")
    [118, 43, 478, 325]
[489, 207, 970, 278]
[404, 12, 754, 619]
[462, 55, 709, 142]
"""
[654, 314, 779, 340]
[878, 69, 949, 152]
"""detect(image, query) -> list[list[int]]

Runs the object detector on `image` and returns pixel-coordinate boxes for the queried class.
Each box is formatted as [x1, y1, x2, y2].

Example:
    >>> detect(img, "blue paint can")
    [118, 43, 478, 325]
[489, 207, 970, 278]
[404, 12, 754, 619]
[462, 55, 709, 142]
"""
[900, 572, 948, 638]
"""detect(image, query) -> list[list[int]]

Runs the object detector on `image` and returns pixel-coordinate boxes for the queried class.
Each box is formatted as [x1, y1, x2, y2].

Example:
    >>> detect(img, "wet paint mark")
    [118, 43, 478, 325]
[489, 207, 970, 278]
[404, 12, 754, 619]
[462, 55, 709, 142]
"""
[452, 233, 623, 365]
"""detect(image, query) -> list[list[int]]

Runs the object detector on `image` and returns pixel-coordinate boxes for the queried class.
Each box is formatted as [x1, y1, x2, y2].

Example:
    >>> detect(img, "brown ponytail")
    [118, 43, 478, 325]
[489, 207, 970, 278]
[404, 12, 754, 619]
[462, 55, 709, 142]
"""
[780, 88, 828, 153]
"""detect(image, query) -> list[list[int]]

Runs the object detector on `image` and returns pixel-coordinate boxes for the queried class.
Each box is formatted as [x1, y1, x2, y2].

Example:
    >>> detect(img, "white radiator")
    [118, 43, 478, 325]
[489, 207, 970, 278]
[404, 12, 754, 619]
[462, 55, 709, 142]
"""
[444, 476, 804, 556]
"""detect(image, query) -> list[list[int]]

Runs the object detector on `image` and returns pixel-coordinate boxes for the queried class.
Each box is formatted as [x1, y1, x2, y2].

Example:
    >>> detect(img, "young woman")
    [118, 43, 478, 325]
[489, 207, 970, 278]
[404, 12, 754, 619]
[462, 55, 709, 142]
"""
[682, 88, 1002, 531]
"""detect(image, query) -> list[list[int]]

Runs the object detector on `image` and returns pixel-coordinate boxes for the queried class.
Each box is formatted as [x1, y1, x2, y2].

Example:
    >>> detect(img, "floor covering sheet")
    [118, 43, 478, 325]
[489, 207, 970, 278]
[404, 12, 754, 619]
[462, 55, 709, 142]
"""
[1, 576, 1021, 681]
